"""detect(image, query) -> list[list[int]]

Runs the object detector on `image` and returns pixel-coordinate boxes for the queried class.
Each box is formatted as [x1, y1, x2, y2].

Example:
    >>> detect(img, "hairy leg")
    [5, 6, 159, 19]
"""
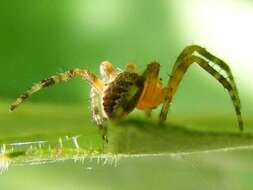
[10, 69, 103, 111]
[172, 45, 240, 103]
[160, 54, 243, 131]
[192, 45, 240, 105]
[90, 88, 108, 143]
[172, 45, 239, 85]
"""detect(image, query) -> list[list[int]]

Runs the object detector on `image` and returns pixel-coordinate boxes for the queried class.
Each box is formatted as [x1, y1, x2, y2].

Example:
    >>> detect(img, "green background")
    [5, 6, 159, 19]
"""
[0, 0, 253, 189]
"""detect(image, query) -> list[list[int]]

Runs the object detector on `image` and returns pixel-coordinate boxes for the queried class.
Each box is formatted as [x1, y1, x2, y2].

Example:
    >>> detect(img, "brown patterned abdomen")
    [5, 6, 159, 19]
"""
[103, 72, 144, 118]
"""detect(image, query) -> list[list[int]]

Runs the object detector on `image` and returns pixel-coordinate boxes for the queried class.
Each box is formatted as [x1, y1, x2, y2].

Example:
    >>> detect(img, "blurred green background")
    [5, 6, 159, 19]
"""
[1, 0, 253, 189]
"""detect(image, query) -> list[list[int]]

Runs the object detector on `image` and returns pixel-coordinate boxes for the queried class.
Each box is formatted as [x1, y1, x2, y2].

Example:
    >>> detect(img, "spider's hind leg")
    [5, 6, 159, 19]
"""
[160, 46, 243, 131]
[173, 45, 240, 103]
[193, 46, 241, 105]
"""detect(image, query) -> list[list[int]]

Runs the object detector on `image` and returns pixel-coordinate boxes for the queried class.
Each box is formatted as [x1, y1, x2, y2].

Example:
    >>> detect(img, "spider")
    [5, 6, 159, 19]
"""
[10, 45, 243, 143]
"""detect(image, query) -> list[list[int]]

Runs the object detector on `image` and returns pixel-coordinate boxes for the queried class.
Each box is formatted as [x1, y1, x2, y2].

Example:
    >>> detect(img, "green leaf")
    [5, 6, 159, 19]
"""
[0, 101, 252, 170]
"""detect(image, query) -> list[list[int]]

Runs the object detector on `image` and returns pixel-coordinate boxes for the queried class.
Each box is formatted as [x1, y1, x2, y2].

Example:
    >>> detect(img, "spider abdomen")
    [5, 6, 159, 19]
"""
[102, 72, 145, 118]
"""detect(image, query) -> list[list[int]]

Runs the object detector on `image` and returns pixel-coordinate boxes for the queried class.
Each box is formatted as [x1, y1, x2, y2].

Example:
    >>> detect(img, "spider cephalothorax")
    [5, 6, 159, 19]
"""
[10, 45, 244, 142]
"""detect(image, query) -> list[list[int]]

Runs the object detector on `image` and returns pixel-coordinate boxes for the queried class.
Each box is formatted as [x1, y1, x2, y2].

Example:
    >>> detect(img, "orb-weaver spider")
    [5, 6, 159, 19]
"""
[10, 45, 243, 142]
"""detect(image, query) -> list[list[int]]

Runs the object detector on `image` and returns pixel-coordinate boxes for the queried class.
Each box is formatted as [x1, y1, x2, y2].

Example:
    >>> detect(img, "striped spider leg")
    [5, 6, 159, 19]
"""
[9, 68, 109, 141]
[10, 69, 104, 111]
[159, 45, 243, 131]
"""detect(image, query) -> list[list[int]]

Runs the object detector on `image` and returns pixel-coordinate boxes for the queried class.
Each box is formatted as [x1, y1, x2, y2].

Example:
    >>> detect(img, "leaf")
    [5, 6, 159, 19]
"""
[0, 101, 252, 171]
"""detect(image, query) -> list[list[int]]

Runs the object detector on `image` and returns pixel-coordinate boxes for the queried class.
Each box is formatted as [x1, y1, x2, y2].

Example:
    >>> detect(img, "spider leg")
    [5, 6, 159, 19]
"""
[90, 88, 108, 144]
[10, 69, 103, 111]
[192, 45, 241, 106]
[160, 54, 243, 131]
[172, 45, 240, 105]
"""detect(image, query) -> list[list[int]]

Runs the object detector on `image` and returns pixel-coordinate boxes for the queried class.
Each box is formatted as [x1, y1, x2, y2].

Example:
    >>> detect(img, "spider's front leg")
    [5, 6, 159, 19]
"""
[10, 69, 103, 111]
[10, 67, 109, 144]
[160, 46, 243, 131]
